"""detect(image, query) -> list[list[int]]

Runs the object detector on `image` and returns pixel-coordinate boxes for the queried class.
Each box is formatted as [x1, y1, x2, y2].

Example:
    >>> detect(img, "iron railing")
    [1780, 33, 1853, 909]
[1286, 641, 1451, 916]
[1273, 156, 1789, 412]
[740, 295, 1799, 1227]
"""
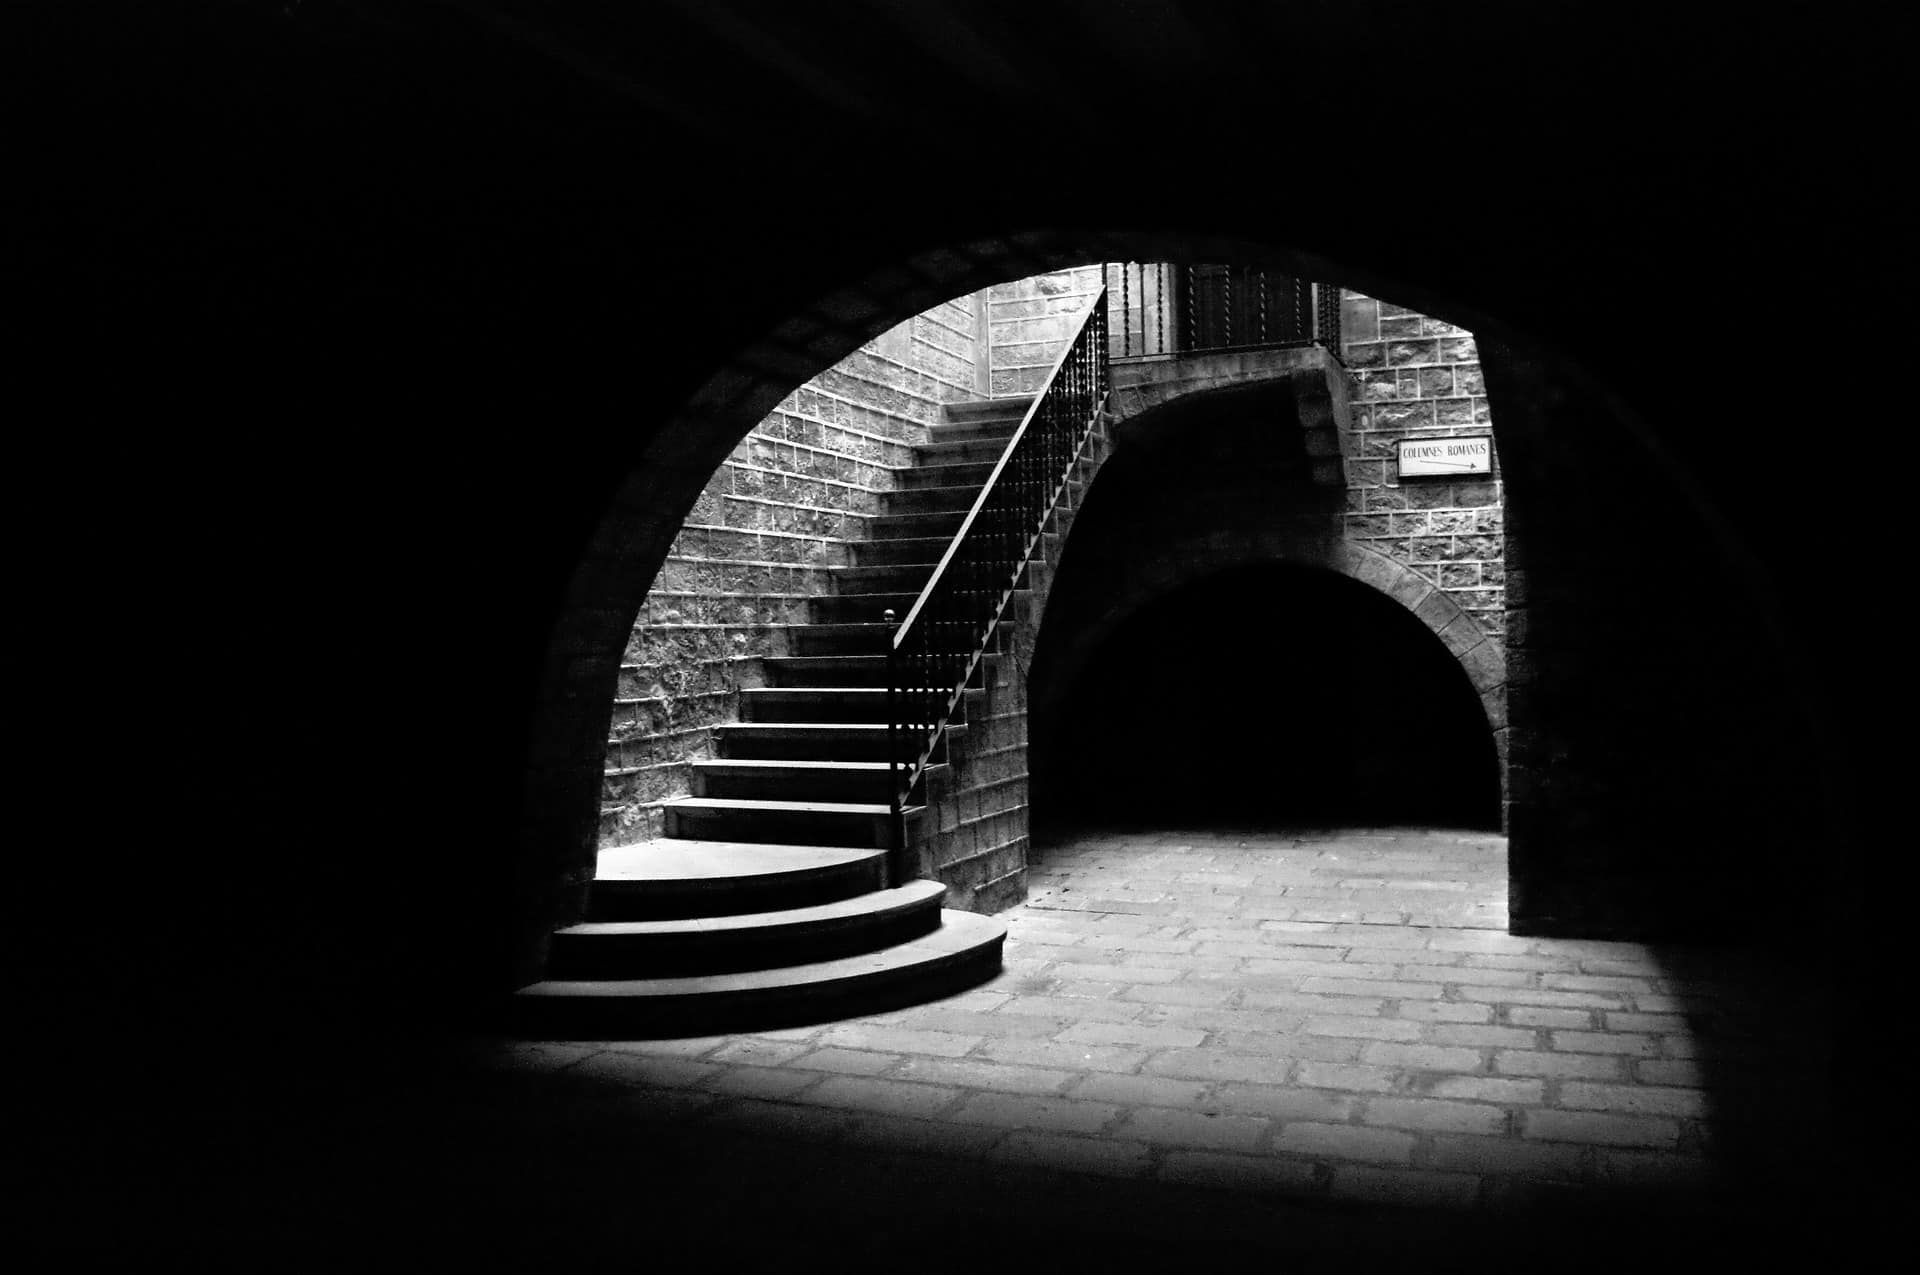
[1107, 262, 1342, 359]
[883, 290, 1110, 880]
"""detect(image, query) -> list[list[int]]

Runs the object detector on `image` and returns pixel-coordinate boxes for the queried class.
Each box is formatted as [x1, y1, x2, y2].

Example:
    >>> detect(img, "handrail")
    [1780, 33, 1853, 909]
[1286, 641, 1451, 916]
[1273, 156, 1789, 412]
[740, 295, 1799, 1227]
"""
[883, 288, 1110, 880]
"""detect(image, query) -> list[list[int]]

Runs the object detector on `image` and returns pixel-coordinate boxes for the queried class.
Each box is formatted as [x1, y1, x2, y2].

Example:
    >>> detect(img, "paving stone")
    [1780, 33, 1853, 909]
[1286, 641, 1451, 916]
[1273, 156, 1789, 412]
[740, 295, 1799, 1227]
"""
[1504, 1006, 1596, 1029]
[994, 995, 1144, 1023]
[1070, 1073, 1213, 1109]
[597, 1036, 731, 1059]
[1300, 977, 1443, 999]
[1554, 1082, 1711, 1118]
[1274, 1122, 1415, 1164]
[1458, 986, 1622, 1008]
[1424, 1024, 1537, 1048]
[701, 1064, 823, 1100]
[1214, 1032, 1365, 1062]
[1397, 964, 1531, 986]
[1144, 1049, 1293, 1085]
[789, 1047, 900, 1075]
[1049, 962, 1186, 984]
[1116, 983, 1236, 1007]
[1237, 990, 1389, 1015]
[892, 1055, 1076, 1094]
[707, 1038, 816, 1067]
[1542, 973, 1655, 994]
[805, 1075, 964, 1119]
[814, 1025, 983, 1057]
[1549, 1030, 1660, 1056]
[1059, 1020, 1209, 1049]
[1603, 1012, 1689, 1033]
[943, 1092, 1121, 1135]
[1398, 1001, 1493, 1023]
[1409, 1075, 1545, 1105]
[1634, 1059, 1707, 1086]
[1115, 1107, 1270, 1153]
[1244, 958, 1400, 979]
[1492, 1050, 1626, 1080]
[878, 1008, 1061, 1040]
[1359, 1041, 1484, 1072]
[1210, 1083, 1358, 1123]
[1294, 1061, 1400, 1093]
[1303, 1015, 1423, 1041]
[1361, 1097, 1509, 1136]
[976, 1038, 1148, 1073]
[1522, 1110, 1679, 1149]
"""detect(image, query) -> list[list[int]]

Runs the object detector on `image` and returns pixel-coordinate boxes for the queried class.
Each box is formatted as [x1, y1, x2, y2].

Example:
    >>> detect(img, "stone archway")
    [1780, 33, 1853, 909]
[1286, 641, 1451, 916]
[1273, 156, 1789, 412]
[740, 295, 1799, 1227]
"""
[1026, 538, 1507, 823]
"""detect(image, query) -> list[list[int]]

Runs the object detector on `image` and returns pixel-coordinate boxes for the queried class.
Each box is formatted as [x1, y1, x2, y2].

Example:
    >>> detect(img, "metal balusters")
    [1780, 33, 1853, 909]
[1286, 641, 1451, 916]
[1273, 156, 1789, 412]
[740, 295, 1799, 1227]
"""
[884, 288, 1110, 874]
[1315, 282, 1342, 352]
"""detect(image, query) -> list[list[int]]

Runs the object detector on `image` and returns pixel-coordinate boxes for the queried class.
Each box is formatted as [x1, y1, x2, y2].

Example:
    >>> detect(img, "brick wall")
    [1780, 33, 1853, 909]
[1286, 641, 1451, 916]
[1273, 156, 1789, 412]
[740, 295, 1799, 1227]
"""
[1339, 293, 1505, 639]
[599, 296, 988, 846]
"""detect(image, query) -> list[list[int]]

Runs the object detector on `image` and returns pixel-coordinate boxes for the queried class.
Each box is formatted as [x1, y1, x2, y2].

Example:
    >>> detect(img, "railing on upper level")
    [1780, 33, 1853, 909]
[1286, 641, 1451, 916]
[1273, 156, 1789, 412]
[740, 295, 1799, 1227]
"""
[883, 290, 1110, 881]
[1107, 262, 1342, 360]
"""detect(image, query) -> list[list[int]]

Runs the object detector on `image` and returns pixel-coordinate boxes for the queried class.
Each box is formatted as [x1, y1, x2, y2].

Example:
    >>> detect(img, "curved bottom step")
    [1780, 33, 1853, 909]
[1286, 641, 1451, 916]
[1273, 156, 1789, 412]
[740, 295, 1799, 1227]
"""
[590, 840, 887, 920]
[513, 910, 1006, 1038]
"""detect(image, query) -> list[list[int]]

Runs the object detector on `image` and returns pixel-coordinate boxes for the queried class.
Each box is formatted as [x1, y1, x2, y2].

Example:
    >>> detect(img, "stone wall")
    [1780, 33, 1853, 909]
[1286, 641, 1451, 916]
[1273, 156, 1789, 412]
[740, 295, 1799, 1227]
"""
[1338, 293, 1505, 639]
[599, 296, 987, 846]
[986, 265, 1106, 396]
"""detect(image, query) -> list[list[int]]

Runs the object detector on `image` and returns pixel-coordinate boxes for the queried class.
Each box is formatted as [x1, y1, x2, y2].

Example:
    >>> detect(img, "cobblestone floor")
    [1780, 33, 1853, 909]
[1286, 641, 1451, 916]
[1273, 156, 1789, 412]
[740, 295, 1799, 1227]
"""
[40, 827, 1846, 1271]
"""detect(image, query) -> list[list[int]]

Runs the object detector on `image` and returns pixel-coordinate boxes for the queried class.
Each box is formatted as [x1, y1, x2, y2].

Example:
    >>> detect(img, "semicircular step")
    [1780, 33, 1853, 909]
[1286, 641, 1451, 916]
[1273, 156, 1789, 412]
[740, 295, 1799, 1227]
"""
[551, 879, 947, 977]
[589, 840, 886, 920]
[514, 910, 1006, 1038]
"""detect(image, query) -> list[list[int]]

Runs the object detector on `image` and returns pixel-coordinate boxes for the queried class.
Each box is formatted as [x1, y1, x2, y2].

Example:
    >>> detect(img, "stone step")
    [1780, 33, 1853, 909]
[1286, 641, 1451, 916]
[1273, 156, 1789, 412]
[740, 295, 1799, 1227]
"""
[588, 839, 887, 920]
[714, 720, 958, 761]
[513, 910, 1007, 1038]
[923, 418, 1020, 446]
[761, 653, 1000, 688]
[780, 621, 891, 656]
[741, 685, 978, 723]
[829, 562, 935, 594]
[914, 436, 1009, 466]
[880, 484, 984, 516]
[892, 459, 995, 490]
[941, 396, 1034, 425]
[548, 880, 948, 978]
[848, 534, 955, 567]
[661, 795, 921, 847]
[692, 757, 943, 803]
[808, 591, 919, 624]
[866, 509, 965, 540]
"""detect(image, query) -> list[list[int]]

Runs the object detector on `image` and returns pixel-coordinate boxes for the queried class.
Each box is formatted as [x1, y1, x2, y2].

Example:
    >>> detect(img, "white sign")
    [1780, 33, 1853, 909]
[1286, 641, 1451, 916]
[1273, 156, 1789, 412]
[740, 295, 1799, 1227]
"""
[1396, 435, 1493, 478]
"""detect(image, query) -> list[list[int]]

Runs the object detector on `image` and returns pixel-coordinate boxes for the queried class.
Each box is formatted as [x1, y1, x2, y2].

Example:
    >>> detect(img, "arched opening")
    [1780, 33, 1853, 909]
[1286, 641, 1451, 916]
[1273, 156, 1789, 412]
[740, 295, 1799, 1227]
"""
[1034, 562, 1501, 835]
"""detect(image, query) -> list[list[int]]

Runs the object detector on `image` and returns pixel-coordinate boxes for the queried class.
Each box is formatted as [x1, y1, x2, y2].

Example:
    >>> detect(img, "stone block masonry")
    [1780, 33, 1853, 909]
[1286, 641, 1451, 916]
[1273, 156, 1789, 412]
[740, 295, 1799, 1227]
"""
[987, 266, 1106, 396]
[1340, 293, 1504, 640]
[599, 297, 990, 846]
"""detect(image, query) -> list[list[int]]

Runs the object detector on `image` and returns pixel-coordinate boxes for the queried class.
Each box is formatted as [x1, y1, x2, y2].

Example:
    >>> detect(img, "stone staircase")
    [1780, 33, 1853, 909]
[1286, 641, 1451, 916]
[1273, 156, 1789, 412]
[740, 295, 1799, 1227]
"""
[514, 397, 1033, 1036]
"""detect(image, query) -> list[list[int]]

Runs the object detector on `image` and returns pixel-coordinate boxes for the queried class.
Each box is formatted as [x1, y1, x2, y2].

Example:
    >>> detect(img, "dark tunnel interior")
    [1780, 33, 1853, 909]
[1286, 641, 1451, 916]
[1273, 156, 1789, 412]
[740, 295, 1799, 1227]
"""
[1035, 563, 1502, 833]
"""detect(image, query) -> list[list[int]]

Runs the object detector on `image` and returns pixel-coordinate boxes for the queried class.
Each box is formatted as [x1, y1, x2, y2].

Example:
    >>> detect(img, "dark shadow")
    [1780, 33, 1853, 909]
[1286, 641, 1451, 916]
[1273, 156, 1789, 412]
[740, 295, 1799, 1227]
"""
[1035, 563, 1501, 838]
